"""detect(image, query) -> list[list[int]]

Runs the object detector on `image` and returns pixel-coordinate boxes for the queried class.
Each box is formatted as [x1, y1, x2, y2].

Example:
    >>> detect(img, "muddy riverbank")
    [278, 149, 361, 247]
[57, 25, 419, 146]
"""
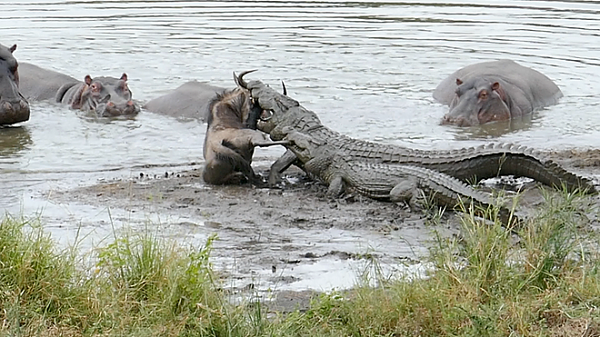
[49, 149, 600, 311]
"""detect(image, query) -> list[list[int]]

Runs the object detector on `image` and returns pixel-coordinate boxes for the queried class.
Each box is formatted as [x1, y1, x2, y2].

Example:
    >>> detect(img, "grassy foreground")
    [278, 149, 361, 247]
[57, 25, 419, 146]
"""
[1, 190, 599, 336]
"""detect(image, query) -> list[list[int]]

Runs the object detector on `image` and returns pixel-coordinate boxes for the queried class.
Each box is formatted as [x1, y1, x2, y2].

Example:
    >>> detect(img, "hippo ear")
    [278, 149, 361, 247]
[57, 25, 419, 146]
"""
[492, 82, 507, 101]
[120, 73, 128, 81]
[84, 75, 93, 86]
[455, 78, 463, 86]
[9, 44, 17, 53]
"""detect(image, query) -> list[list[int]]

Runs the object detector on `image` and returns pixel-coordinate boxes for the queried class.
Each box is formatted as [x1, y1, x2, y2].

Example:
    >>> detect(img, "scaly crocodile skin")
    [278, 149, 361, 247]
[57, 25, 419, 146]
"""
[245, 78, 595, 194]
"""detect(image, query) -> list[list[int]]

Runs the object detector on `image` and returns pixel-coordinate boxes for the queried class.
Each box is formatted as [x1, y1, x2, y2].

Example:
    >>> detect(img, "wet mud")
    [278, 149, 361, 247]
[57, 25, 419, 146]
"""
[53, 150, 600, 312]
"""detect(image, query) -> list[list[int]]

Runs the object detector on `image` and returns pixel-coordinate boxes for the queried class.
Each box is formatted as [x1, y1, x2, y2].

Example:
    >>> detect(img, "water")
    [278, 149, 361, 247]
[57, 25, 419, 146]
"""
[1, 0, 600, 291]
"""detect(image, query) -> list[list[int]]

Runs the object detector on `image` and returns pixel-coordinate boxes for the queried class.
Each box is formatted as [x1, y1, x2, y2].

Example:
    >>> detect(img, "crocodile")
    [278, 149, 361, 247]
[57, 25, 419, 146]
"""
[281, 127, 516, 224]
[234, 73, 596, 196]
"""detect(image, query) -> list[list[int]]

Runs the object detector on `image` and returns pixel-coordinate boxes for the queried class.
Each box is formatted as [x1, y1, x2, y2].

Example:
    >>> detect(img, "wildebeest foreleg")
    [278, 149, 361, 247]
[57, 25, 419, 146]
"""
[241, 129, 290, 148]
[254, 140, 290, 147]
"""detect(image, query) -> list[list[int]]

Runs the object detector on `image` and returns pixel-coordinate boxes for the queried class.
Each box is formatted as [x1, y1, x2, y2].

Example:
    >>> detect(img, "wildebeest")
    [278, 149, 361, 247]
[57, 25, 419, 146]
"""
[202, 70, 288, 185]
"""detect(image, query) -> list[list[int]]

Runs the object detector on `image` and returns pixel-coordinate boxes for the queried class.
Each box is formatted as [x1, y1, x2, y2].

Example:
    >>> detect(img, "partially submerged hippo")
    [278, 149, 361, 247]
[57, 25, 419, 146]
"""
[433, 60, 563, 126]
[18, 62, 140, 117]
[0, 44, 30, 126]
[143, 81, 225, 121]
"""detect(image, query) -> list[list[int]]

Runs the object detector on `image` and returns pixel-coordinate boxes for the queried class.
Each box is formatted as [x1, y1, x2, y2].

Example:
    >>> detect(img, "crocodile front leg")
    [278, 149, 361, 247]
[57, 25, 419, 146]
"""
[268, 128, 324, 186]
[389, 178, 422, 209]
[268, 149, 300, 187]
[326, 175, 345, 198]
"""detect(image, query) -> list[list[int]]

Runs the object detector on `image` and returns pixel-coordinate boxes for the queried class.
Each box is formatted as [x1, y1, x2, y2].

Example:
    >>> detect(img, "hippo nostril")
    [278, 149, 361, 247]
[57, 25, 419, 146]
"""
[20, 100, 28, 110]
[3, 102, 13, 112]
[126, 101, 134, 106]
[107, 102, 115, 107]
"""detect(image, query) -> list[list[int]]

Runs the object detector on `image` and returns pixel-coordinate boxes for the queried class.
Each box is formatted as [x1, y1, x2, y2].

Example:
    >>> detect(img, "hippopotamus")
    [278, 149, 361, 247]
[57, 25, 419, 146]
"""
[143, 81, 225, 121]
[18, 62, 140, 117]
[433, 60, 563, 126]
[0, 44, 30, 126]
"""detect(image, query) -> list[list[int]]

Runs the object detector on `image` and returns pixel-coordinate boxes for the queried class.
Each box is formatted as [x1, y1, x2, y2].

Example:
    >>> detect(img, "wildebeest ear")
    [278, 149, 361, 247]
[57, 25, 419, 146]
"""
[120, 73, 128, 81]
[9, 44, 17, 53]
[84, 75, 93, 85]
[456, 78, 463, 86]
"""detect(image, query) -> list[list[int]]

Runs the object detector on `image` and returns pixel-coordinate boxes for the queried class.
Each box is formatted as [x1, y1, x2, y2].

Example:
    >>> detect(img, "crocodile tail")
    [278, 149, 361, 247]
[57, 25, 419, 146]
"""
[406, 165, 518, 226]
[428, 143, 596, 194]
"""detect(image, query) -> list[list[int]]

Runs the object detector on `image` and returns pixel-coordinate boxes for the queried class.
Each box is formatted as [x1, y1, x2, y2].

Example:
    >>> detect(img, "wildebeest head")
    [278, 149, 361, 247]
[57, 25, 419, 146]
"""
[76, 73, 140, 117]
[206, 88, 253, 130]
[442, 77, 512, 126]
[234, 71, 311, 138]
[0, 43, 30, 125]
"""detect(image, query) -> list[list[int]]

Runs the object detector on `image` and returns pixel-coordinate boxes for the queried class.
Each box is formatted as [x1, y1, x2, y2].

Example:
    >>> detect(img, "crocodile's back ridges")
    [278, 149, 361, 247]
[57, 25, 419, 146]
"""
[246, 78, 596, 205]
[309, 127, 595, 194]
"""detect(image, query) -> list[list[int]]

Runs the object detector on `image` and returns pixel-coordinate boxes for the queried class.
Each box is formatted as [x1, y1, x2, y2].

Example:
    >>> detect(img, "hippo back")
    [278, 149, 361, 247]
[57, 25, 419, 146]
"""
[143, 81, 226, 121]
[18, 62, 79, 101]
[433, 60, 563, 109]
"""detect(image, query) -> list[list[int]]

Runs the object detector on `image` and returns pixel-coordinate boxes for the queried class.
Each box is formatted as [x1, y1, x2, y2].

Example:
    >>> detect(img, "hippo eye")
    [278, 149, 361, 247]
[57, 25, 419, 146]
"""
[91, 83, 101, 92]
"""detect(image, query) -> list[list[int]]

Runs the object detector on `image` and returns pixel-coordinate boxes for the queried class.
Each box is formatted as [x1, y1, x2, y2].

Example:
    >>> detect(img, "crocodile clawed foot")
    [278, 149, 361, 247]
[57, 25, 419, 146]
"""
[267, 172, 284, 188]
[267, 180, 287, 190]
[249, 172, 269, 188]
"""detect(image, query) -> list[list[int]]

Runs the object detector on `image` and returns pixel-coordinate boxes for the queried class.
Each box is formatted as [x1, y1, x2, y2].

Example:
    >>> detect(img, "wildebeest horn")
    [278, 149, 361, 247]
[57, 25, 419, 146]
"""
[233, 69, 257, 89]
[281, 81, 287, 95]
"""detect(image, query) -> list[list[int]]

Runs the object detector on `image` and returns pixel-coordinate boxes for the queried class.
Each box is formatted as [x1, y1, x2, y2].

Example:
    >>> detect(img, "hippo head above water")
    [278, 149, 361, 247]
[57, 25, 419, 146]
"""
[60, 73, 140, 117]
[80, 74, 140, 117]
[442, 77, 515, 126]
[433, 60, 563, 127]
[0, 43, 30, 125]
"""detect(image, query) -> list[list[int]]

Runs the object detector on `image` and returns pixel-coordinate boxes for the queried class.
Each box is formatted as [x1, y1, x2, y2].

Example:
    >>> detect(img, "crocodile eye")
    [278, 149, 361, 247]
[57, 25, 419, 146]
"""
[260, 109, 273, 121]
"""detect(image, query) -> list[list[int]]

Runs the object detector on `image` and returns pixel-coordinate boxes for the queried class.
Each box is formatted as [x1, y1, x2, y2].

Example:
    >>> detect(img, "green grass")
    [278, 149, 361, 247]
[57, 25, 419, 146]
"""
[1, 188, 599, 336]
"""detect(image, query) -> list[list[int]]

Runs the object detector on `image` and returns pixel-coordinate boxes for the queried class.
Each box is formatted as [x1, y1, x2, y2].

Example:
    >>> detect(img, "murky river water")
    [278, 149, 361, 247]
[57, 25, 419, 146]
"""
[2, 0, 600, 292]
